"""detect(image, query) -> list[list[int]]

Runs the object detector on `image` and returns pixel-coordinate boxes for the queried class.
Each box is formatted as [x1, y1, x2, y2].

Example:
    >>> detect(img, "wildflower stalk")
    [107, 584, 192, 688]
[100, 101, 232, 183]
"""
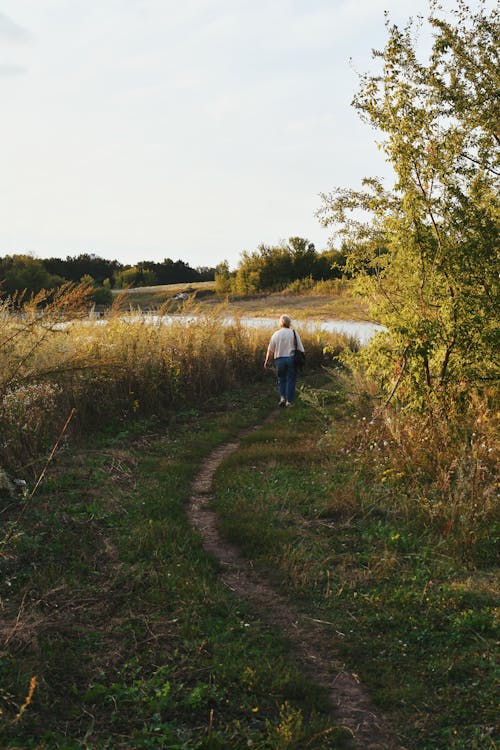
[11, 676, 37, 724]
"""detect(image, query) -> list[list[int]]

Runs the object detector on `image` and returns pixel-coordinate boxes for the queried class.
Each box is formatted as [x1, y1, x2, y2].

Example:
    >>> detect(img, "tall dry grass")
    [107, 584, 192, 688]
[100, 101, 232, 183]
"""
[373, 390, 499, 560]
[314, 369, 499, 561]
[0, 287, 341, 477]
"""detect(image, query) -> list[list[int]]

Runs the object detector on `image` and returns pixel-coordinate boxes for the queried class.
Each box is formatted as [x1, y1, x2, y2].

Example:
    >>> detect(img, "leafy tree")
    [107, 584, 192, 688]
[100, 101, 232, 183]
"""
[78, 273, 113, 305]
[114, 266, 158, 288]
[194, 265, 216, 281]
[0, 254, 63, 295]
[214, 260, 233, 295]
[11, 253, 214, 291]
[229, 238, 342, 295]
[317, 248, 348, 278]
[317, 0, 499, 404]
[44, 253, 122, 286]
[287, 237, 317, 279]
[137, 259, 215, 285]
[92, 285, 113, 305]
[232, 244, 289, 294]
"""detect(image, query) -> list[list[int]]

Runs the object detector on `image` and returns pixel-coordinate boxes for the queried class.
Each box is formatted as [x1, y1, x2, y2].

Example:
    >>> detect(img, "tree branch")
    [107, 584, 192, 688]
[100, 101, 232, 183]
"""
[459, 151, 500, 176]
[376, 345, 410, 413]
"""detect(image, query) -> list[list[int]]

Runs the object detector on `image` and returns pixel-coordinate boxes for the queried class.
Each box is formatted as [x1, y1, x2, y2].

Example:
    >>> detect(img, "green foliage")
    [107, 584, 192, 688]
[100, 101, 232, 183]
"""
[43, 253, 121, 287]
[92, 285, 113, 305]
[78, 274, 113, 305]
[0, 254, 63, 296]
[318, 1, 499, 404]
[218, 239, 345, 296]
[44, 254, 215, 289]
[138, 258, 216, 285]
[114, 265, 158, 288]
[0, 254, 215, 296]
[214, 260, 232, 295]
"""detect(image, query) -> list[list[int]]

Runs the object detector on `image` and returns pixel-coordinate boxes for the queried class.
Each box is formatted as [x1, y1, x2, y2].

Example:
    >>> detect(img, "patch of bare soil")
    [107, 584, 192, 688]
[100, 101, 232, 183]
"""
[188, 416, 405, 750]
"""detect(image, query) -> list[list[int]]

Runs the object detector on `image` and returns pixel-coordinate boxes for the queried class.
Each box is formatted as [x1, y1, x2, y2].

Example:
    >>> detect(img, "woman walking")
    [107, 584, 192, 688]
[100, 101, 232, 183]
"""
[264, 314, 305, 407]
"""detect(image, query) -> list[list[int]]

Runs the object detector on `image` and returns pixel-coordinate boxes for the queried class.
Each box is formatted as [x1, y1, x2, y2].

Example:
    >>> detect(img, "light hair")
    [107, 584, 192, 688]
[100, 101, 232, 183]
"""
[279, 314, 291, 328]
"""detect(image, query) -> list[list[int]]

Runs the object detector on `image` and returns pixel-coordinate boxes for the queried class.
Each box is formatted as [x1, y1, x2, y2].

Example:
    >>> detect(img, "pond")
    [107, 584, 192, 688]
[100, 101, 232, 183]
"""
[134, 314, 385, 346]
[235, 316, 385, 345]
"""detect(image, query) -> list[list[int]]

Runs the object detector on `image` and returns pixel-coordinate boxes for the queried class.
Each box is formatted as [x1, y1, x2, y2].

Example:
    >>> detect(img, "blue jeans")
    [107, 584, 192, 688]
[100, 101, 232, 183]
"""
[275, 356, 296, 402]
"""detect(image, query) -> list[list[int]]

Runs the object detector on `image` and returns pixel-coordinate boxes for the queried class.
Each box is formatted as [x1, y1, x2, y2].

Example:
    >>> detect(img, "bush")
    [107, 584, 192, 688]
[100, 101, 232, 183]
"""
[283, 277, 348, 296]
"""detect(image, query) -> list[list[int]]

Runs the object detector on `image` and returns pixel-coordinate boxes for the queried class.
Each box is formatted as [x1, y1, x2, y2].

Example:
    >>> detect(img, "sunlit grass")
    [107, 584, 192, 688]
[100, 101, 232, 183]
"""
[0, 286, 356, 476]
[213, 375, 499, 750]
[107, 279, 372, 323]
[201, 286, 371, 322]
[109, 280, 216, 309]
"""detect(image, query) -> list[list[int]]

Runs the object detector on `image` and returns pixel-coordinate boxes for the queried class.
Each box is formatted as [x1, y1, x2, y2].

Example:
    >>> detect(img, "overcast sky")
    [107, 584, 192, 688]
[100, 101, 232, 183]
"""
[0, 1, 489, 269]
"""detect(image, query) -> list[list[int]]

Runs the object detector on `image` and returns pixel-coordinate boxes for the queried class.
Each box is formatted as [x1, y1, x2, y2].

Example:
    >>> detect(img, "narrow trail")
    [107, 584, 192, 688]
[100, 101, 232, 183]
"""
[188, 416, 405, 750]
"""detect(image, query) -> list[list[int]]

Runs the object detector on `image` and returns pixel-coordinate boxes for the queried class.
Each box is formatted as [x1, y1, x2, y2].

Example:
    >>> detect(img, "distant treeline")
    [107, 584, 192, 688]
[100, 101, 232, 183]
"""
[215, 237, 347, 295]
[0, 253, 216, 302]
[1, 238, 349, 303]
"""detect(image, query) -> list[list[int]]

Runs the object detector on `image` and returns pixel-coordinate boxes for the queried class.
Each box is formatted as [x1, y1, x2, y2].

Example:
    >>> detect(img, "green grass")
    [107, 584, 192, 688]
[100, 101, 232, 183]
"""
[212, 381, 499, 750]
[3, 367, 496, 749]
[0, 383, 351, 749]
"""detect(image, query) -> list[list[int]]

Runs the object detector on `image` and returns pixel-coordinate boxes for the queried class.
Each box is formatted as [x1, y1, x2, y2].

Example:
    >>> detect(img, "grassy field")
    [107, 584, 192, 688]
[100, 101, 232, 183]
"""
[1, 287, 496, 749]
[213, 376, 498, 750]
[1, 373, 497, 748]
[110, 281, 216, 310]
[201, 292, 371, 322]
[110, 281, 370, 321]
[0, 286, 359, 476]
[0, 383, 352, 749]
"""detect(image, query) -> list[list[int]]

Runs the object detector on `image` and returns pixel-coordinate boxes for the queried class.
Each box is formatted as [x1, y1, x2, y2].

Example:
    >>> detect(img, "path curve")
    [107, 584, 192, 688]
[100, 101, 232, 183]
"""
[188, 416, 404, 750]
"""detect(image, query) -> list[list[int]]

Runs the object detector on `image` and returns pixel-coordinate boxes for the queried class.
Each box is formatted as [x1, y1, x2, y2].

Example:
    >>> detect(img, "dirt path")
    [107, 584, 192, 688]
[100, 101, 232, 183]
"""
[188, 417, 405, 750]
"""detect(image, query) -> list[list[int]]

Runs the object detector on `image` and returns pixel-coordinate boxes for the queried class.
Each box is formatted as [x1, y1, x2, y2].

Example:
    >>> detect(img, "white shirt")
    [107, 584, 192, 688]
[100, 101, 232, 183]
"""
[268, 327, 305, 359]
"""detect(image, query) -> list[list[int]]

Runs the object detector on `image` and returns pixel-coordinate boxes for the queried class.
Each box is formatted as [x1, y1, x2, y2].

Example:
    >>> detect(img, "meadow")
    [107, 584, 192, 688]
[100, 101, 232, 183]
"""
[0, 284, 354, 476]
[0, 285, 497, 749]
[2, 384, 357, 749]
[3, 2, 497, 743]
[109, 281, 216, 310]
[110, 279, 370, 322]
[213, 371, 498, 749]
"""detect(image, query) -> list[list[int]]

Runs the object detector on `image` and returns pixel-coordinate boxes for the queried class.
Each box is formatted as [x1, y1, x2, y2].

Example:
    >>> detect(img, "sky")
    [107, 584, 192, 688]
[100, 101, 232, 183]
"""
[0, 0, 488, 269]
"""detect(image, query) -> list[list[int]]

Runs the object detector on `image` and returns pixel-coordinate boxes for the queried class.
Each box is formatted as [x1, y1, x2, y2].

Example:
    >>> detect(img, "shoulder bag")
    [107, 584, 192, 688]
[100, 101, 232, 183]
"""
[293, 330, 306, 371]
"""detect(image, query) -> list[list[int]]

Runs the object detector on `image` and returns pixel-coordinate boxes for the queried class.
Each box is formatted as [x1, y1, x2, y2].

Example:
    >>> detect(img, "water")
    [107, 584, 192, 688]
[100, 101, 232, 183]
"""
[133, 314, 385, 346]
[235, 317, 385, 345]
